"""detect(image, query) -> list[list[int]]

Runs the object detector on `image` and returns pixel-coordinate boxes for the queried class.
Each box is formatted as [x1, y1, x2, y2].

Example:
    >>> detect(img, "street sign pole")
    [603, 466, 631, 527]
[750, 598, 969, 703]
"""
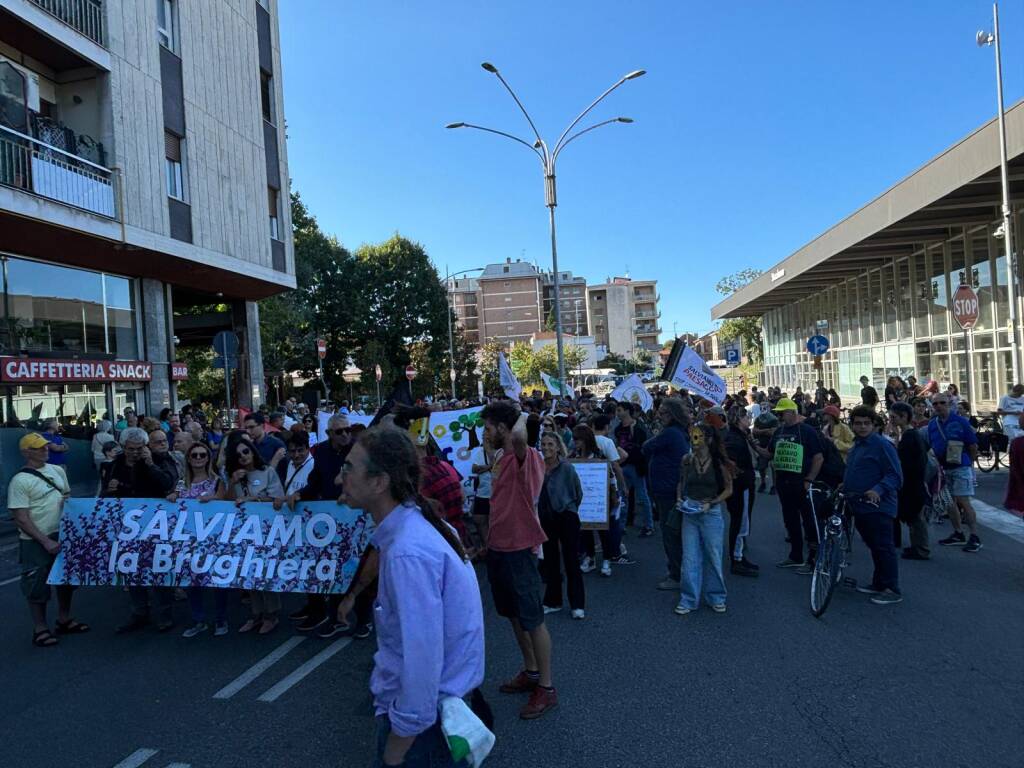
[224, 364, 232, 421]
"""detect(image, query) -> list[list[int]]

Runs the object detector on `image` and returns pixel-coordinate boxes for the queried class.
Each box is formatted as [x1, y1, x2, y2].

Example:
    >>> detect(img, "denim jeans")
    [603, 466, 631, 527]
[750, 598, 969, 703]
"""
[373, 715, 464, 767]
[678, 502, 727, 610]
[188, 586, 228, 624]
[854, 511, 900, 593]
[128, 586, 172, 622]
[622, 465, 653, 529]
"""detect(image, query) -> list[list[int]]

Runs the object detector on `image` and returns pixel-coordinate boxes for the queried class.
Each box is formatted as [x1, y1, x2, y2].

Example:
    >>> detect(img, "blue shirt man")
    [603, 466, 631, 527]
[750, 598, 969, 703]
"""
[243, 412, 286, 468]
[40, 420, 68, 466]
[843, 406, 903, 603]
[926, 394, 982, 551]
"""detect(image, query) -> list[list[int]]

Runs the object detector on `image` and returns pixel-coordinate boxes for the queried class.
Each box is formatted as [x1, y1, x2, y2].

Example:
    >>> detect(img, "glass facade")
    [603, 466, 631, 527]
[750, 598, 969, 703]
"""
[761, 227, 1019, 410]
[0, 254, 141, 433]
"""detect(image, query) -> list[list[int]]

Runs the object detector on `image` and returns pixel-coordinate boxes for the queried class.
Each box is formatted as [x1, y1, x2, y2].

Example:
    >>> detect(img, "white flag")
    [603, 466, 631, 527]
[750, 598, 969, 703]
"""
[498, 352, 522, 400]
[611, 373, 653, 412]
[540, 371, 575, 399]
[669, 345, 727, 405]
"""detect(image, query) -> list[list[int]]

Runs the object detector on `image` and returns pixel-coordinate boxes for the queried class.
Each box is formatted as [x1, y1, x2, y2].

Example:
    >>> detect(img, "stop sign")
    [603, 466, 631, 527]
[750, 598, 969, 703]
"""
[952, 284, 980, 330]
[375, 364, 382, 382]
[405, 364, 417, 381]
[316, 338, 327, 359]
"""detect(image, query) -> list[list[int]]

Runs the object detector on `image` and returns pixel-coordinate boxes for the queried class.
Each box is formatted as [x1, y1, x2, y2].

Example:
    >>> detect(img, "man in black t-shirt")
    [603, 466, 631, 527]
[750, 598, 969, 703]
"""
[860, 376, 879, 410]
[769, 398, 823, 572]
[615, 403, 653, 537]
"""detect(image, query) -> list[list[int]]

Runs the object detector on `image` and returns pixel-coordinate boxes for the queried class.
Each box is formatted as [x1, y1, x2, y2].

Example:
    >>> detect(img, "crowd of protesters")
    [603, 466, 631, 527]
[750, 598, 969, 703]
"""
[8, 370, 1018, 762]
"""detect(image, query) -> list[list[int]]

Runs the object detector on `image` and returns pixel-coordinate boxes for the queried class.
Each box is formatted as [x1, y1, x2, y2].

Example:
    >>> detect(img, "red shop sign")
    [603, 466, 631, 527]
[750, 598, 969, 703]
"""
[0, 357, 153, 383]
[171, 362, 189, 381]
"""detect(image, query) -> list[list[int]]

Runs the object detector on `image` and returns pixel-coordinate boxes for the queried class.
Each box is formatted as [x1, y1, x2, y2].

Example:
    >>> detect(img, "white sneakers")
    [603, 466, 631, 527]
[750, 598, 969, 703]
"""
[600, 560, 612, 577]
[571, 609, 585, 620]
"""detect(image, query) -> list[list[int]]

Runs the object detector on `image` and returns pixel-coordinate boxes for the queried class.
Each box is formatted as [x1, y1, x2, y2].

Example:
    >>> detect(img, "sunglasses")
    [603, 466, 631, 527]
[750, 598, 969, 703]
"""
[332, 428, 350, 435]
[237, 446, 252, 455]
[188, 451, 209, 459]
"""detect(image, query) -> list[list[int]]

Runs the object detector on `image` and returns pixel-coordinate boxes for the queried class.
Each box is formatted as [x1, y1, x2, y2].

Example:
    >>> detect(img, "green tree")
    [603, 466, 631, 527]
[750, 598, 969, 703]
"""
[477, 338, 507, 396]
[715, 268, 764, 364]
[598, 352, 629, 374]
[544, 309, 557, 331]
[175, 346, 227, 405]
[509, 342, 586, 387]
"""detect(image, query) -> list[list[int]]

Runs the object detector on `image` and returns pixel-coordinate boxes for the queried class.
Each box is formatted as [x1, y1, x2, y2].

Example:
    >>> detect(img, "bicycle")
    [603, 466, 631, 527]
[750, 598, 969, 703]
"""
[975, 417, 1009, 473]
[807, 484, 870, 618]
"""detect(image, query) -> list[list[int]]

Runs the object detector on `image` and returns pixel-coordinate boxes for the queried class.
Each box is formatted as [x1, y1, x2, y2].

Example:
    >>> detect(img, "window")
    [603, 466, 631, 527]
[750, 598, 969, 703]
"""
[165, 131, 184, 200]
[157, 0, 176, 52]
[260, 71, 274, 123]
[268, 187, 280, 239]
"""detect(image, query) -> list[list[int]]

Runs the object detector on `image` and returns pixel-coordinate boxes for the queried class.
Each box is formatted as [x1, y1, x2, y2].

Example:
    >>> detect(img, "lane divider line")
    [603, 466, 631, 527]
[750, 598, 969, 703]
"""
[112, 748, 159, 768]
[257, 638, 351, 703]
[163, 764, 192, 767]
[0, 575, 21, 587]
[973, 498, 1024, 544]
[212, 635, 307, 699]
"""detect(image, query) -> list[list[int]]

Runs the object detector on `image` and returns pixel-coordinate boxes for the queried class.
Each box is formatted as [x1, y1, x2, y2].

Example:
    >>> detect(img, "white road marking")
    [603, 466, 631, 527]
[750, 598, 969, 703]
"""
[112, 749, 159, 768]
[0, 575, 21, 587]
[973, 498, 1024, 544]
[257, 637, 351, 702]
[164, 764, 191, 767]
[212, 636, 307, 699]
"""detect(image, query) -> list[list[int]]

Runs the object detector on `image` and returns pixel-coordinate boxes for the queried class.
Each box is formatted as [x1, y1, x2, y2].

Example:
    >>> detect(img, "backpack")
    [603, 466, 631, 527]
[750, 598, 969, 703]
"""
[817, 433, 845, 489]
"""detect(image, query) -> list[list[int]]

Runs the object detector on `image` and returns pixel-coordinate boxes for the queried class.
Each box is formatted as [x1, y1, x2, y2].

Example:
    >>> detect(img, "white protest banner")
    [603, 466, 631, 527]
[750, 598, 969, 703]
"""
[669, 345, 727, 405]
[610, 373, 653, 412]
[428, 406, 484, 479]
[346, 413, 374, 427]
[540, 372, 575, 399]
[316, 410, 332, 443]
[498, 351, 522, 400]
[570, 460, 610, 530]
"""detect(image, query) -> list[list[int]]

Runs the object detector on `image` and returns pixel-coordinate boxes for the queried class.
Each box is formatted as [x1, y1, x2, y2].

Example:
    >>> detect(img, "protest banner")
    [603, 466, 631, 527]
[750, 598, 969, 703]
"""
[48, 498, 373, 594]
[610, 373, 653, 412]
[498, 352, 522, 400]
[541, 372, 575, 399]
[428, 406, 483, 479]
[664, 344, 726, 404]
[570, 459, 611, 530]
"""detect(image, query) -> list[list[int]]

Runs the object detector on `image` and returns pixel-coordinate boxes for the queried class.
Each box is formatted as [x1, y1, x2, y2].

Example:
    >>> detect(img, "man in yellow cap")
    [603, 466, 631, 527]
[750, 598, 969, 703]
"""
[7, 433, 88, 647]
[769, 397, 824, 571]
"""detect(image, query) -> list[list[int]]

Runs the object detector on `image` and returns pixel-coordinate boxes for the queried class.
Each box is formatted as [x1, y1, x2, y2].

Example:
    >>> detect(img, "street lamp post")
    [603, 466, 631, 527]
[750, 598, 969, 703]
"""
[448, 64, 645, 398]
[978, 2, 1020, 384]
[443, 266, 484, 400]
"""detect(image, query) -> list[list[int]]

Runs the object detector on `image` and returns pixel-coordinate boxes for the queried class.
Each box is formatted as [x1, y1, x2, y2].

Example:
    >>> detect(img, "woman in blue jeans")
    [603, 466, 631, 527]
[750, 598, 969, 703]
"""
[675, 423, 733, 616]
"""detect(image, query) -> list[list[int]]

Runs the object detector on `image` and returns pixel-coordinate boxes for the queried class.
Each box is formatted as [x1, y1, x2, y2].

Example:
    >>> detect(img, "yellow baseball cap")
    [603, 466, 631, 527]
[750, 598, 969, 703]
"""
[19, 433, 51, 450]
[773, 397, 798, 412]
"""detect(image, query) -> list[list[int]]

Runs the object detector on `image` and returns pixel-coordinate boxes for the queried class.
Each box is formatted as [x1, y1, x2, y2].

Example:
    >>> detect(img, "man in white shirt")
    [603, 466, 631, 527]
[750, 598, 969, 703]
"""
[997, 384, 1024, 442]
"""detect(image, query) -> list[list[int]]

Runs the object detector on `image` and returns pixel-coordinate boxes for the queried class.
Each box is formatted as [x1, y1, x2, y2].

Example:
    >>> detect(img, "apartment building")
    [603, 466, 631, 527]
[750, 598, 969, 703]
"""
[540, 269, 588, 336]
[448, 276, 480, 345]
[476, 258, 543, 346]
[0, 0, 294, 436]
[587, 276, 661, 358]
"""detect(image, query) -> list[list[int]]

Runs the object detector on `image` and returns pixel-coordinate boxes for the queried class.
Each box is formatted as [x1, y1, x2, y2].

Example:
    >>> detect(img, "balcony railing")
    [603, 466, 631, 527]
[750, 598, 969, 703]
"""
[633, 292, 659, 303]
[634, 311, 661, 323]
[28, 0, 105, 46]
[0, 124, 117, 218]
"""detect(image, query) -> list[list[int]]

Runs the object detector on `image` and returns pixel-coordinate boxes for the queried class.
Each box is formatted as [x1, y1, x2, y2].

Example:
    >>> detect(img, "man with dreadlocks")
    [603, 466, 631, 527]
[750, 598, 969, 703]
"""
[342, 426, 485, 767]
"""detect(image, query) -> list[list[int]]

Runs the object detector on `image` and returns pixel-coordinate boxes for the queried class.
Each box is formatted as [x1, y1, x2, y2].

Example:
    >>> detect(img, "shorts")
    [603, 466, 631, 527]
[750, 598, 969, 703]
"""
[486, 548, 543, 631]
[472, 497, 491, 517]
[946, 466, 974, 498]
[20, 535, 58, 604]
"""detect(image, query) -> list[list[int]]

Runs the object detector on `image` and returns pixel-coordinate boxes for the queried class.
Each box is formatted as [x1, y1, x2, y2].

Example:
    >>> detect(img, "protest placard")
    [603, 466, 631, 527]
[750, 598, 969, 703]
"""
[428, 406, 483, 479]
[570, 459, 610, 530]
[48, 498, 373, 594]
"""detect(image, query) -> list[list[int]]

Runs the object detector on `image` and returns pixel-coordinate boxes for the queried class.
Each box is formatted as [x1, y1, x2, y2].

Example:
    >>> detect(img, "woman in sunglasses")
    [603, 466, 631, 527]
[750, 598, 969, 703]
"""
[224, 433, 286, 634]
[169, 441, 229, 639]
[301, 415, 317, 446]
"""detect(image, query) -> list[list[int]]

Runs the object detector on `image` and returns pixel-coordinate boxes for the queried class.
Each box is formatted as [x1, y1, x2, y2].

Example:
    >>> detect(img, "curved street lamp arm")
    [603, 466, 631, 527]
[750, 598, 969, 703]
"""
[552, 118, 629, 161]
[450, 123, 544, 160]
[491, 70, 545, 151]
[553, 76, 629, 155]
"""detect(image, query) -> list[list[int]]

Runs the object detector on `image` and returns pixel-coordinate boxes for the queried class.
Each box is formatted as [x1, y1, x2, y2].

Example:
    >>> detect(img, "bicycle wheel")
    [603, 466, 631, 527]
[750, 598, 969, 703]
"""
[976, 450, 997, 473]
[810, 531, 843, 618]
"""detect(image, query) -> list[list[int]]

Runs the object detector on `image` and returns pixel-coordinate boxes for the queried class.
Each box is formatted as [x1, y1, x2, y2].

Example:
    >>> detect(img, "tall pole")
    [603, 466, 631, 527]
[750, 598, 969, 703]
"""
[992, 2, 1020, 384]
[446, 265, 457, 399]
[546, 169, 567, 399]
[224, 364, 232, 423]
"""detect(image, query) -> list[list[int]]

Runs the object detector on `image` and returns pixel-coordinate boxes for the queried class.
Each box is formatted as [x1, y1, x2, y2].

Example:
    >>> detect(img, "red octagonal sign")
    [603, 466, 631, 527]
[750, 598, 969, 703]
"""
[952, 284, 980, 330]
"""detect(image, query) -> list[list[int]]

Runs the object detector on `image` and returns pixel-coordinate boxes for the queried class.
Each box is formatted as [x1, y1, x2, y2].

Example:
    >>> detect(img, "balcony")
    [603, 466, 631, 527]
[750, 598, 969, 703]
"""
[633, 290, 658, 303]
[27, 0, 104, 45]
[633, 311, 661, 324]
[1, 122, 117, 218]
[635, 324, 661, 336]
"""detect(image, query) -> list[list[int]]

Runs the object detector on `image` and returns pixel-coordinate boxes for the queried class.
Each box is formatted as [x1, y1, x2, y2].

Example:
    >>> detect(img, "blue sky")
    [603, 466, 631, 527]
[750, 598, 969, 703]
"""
[279, 1, 1022, 342]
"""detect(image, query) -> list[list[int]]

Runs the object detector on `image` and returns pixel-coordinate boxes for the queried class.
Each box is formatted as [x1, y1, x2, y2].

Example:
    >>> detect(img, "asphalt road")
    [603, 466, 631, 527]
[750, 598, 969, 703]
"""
[1, 481, 1021, 768]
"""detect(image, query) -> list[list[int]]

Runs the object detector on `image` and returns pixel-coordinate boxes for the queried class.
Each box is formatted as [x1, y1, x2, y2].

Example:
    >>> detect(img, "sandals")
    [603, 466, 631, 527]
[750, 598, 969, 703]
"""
[258, 617, 279, 635]
[238, 617, 262, 634]
[32, 630, 59, 647]
[55, 619, 90, 635]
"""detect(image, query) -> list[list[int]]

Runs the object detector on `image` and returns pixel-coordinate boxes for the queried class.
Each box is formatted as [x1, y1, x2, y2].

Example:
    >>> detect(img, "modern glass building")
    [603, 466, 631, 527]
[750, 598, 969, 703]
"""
[712, 102, 1024, 410]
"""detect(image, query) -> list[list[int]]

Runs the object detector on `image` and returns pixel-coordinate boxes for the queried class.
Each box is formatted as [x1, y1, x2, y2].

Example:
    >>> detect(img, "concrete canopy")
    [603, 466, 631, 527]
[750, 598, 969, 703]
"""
[712, 101, 1024, 320]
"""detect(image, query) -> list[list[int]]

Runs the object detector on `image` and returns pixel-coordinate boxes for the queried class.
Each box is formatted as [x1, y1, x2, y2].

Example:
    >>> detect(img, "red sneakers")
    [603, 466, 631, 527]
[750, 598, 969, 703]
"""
[519, 685, 558, 719]
[499, 670, 539, 694]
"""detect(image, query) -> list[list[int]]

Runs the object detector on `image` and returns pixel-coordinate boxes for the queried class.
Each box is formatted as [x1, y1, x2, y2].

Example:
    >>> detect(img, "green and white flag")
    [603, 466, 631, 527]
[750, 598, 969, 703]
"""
[497, 352, 522, 400]
[541, 371, 575, 399]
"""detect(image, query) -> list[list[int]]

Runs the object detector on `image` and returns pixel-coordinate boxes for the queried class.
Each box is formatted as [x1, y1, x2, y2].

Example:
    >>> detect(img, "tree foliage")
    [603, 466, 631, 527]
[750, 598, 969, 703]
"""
[714, 268, 765, 364]
[509, 342, 586, 387]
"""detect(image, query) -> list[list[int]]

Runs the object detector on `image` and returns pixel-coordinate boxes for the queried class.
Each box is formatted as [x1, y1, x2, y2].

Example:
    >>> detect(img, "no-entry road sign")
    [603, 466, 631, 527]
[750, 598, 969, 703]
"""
[952, 284, 980, 330]
[316, 338, 327, 359]
[405, 365, 417, 381]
